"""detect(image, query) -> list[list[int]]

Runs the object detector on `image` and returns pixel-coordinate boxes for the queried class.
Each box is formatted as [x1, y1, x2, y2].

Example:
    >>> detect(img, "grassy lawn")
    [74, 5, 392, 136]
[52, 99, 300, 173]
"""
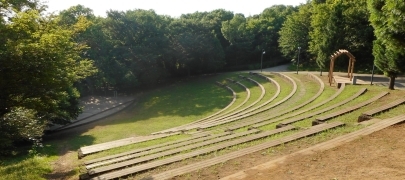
[0, 144, 58, 180]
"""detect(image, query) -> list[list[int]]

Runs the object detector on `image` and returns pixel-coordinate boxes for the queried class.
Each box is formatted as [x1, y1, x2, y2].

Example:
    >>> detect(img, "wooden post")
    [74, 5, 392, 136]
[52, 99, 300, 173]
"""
[350, 59, 355, 81]
[329, 59, 334, 86]
[348, 59, 352, 78]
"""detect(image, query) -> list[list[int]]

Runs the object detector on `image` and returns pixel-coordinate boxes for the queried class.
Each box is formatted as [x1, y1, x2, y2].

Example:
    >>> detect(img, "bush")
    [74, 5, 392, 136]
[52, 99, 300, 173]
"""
[0, 107, 46, 155]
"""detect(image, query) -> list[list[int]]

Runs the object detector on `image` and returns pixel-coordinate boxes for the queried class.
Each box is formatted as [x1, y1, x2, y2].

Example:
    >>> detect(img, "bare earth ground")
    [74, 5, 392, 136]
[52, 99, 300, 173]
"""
[47, 144, 77, 180]
[163, 123, 405, 180]
[237, 122, 405, 180]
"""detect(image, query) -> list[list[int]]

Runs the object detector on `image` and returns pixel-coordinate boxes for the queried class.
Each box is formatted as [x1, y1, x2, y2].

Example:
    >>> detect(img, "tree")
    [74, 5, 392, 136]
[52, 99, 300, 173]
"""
[309, 1, 344, 70]
[57, 5, 113, 93]
[102, 9, 171, 88]
[58, 4, 95, 25]
[168, 18, 225, 76]
[221, 14, 255, 66]
[279, 3, 312, 62]
[259, 5, 297, 62]
[368, 0, 405, 89]
[180, 9, 234, 49]
[221, 5, 296, 69]
[309, 0, 374, 72]
[0, 3, 96, 153]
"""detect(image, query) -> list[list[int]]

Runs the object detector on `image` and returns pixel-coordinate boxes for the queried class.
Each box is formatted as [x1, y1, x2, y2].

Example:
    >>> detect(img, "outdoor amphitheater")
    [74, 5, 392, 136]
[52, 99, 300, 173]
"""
[70, 68, 405, 180]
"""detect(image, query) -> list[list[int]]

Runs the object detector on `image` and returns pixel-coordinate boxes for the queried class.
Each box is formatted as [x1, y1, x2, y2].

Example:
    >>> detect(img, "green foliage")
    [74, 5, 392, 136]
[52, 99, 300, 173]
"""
[0, 107, 45, 154]
[0, 2, 96, 154]
[221, 5, 295, 68]
[101, 9, 172, 88]
[259, 5, 297, 58]
[368, 0, 405, 89]
[168, 18, 225, 76]
[309, 0, 374, 70]
[57, 4, 95, 26]
[222, 14, 253, 46]
[221, 14, 255, 66]
[279, 3, 312, 61]
[180, 9, 234, 49]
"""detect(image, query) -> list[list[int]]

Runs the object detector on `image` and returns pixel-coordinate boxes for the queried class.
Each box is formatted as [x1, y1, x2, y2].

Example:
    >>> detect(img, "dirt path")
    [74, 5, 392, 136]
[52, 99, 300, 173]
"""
[228, 122, 405, 180]
[45, 95, 138, 180]
[45, 142, 77, 180]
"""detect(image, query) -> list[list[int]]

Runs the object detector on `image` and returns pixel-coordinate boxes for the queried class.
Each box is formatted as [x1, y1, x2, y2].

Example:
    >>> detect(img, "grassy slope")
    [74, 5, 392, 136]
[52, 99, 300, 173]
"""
[0, 73, 233, 180]
[1, 72, 404, 180]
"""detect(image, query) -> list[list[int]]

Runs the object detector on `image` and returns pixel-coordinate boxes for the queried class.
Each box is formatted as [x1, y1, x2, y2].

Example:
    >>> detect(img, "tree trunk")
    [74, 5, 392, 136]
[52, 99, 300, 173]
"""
[389, 75, 396, 90]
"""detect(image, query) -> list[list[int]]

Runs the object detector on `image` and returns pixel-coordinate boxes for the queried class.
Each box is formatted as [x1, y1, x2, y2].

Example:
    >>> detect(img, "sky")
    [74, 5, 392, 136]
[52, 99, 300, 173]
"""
[44, 0, 307, 17]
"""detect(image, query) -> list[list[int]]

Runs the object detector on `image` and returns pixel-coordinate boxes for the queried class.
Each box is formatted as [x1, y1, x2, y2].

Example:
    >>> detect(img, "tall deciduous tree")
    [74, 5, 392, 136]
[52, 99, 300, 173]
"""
[0, 1, 96, 153]
[309, 1, 344, 70]
[221, 14, 255, 66]
[309, 0, 374, 71]
[168, 18, 225, 76]
[103, 9, 171, 88]
[259, 5, 296, 60]
[279, 3, 312, 62]
[58, 5, 113, 93]
[180, 9, 234, 50]
[368, 0, 405, 89]
[221, 5, 296, 69]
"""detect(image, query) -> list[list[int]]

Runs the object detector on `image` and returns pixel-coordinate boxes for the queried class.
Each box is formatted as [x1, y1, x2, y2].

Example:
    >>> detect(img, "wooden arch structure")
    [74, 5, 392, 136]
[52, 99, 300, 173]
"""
[328, 49, 356, 86]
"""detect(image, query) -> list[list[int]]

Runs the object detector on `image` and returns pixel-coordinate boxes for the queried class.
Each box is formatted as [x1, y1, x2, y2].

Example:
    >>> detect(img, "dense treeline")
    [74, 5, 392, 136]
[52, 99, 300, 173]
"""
[68, 6, 298, 93]
[1, 0, 404, 154]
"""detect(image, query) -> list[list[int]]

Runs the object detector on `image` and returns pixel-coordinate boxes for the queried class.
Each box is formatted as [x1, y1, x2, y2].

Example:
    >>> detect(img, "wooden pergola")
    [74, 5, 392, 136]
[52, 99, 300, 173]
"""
[328, 49, 356, 86]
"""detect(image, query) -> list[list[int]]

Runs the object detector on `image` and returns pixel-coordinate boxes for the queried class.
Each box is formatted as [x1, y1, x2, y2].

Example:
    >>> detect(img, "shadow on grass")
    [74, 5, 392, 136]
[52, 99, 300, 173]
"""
[43, 73, 282, 144]
[46, 73, 267, 136]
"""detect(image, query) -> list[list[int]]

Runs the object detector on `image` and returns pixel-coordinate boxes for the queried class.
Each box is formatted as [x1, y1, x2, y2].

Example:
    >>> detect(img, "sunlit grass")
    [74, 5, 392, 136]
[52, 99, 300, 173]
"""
[276, 73, 320, 110]
[261, 75, 293, 108]
[0, 145, 58, 180]
[248, 75, 277, 106]
[0, 156, 52, 180]
[234, 78, 263, 110]
[212, 82, 247, 117]
[80, 75, 233, 142]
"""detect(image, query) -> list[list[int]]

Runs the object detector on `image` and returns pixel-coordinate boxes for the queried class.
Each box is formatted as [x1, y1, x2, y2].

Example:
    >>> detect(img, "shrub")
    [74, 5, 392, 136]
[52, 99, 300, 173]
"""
[0, 107, 46, 155]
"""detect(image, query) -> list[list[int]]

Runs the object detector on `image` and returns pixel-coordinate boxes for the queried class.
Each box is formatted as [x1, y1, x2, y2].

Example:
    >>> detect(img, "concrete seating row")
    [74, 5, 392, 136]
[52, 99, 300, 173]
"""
[357, 98, 405, 122]
[312, 91, 389, 125]
[225, 73, 327, 132]
[195, 73, 298, 131]
[82, 126, 297, 179]
[141, 122, 345, 180]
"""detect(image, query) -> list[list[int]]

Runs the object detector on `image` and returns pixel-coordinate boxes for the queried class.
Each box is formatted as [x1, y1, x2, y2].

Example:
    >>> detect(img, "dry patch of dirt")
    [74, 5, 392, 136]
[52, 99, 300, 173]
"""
[237, 123, 405, 180]
[45, 142, 78, 180]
